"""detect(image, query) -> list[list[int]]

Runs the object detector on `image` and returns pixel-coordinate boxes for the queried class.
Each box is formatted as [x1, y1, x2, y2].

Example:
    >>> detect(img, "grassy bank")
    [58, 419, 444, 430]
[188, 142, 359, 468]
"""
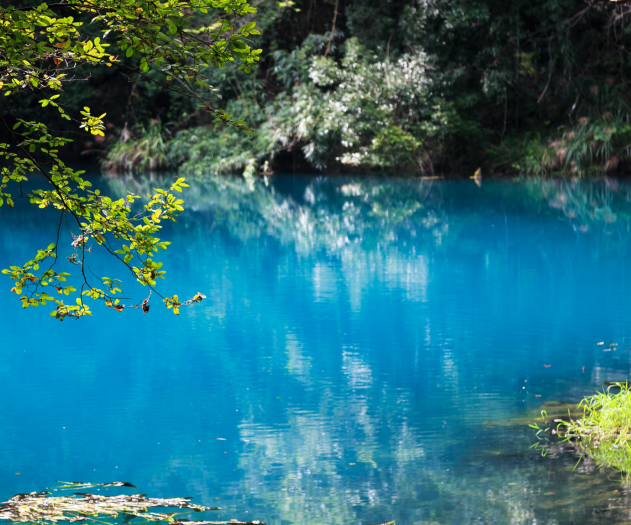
[533, 384, 631, 480]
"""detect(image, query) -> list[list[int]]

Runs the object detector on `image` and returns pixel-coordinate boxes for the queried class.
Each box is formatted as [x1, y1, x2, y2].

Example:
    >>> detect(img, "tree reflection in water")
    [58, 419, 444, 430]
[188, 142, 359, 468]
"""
[99, 174, 631, 525]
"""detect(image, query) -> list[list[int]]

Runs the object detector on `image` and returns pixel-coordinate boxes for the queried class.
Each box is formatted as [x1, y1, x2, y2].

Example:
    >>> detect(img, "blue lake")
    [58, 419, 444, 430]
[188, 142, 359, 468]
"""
[2, 174, 631, 524]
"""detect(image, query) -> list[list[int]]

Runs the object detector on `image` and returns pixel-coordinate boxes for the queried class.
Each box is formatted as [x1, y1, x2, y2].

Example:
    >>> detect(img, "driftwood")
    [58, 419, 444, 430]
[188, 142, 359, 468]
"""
[0, 482, 263, 525]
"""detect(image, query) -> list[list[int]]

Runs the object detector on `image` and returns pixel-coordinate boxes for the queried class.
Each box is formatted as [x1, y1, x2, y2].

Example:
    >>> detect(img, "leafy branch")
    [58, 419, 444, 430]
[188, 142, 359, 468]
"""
[0, 0, 263, 319]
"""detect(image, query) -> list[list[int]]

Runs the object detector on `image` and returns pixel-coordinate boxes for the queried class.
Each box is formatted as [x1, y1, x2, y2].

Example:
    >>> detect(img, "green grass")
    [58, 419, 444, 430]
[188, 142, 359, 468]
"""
[102, 121, 171, 174]
[560, 384, 631, 479]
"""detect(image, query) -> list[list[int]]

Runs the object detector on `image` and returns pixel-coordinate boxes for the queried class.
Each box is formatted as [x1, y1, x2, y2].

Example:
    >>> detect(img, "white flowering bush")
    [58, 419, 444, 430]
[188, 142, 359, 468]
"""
[169, 37, 456, 174]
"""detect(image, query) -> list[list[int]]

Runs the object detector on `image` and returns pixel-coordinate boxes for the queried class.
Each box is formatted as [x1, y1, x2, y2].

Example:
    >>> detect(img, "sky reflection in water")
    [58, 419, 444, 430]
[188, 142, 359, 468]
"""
[1, 175, 631, 524]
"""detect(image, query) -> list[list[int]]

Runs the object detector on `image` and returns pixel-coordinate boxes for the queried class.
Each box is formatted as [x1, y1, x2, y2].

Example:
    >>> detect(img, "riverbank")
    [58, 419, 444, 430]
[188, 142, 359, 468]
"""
[12, 0, 631, 180]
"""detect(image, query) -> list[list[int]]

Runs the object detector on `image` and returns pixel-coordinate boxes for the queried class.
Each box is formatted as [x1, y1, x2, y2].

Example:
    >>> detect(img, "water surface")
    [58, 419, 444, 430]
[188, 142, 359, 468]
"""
[2, 175, 631, 524]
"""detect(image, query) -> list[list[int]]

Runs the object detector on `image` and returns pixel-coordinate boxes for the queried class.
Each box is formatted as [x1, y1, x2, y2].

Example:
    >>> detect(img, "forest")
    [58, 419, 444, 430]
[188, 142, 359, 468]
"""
[4, 2, 631, 524]
[8, 0, 631, 176]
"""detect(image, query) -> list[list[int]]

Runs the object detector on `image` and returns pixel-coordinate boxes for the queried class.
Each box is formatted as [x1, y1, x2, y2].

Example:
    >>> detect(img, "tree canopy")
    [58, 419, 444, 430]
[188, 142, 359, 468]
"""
[94, 0, 631, 176]
[0, 0, 261, 319]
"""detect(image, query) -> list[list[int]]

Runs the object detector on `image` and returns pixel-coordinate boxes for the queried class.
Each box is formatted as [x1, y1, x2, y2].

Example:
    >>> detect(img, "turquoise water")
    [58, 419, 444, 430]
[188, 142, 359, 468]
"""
[2, 175, 631, 524]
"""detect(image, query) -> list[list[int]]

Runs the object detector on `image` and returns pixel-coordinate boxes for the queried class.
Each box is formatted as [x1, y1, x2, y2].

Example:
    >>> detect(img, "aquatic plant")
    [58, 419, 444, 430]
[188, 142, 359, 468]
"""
[0, 482, 262, 525]
[560, 383, 631, 479]
[532, 384, 631, 480]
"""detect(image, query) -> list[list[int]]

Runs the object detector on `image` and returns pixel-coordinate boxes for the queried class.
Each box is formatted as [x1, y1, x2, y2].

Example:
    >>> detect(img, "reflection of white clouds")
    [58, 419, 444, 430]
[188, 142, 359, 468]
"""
[311, 263, 338, 302]
[393, 422, 425, 463]
[235, 395, 423, 525]
[441, 348, 458, 390]
[237, 410, 357, 524]
[342, 350, 373, 389]
[339, 249, 429, 307]
[486, 489, 537, 525]
[285, 331, 311, 383]
[385, 253, 429, 302]
[304, 187, 315, 204]
[340, 183, 362, 197]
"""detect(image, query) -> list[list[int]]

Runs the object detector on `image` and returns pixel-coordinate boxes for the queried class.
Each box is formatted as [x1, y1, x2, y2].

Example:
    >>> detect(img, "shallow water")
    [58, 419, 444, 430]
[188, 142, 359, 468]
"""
[2, 175, 631, 524]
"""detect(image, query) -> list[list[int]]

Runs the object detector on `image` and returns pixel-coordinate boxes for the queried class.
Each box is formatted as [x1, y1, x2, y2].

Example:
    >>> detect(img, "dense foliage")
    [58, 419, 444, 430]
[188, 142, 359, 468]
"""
[85, 0, 631, 176]
[0, 0, 261, 318]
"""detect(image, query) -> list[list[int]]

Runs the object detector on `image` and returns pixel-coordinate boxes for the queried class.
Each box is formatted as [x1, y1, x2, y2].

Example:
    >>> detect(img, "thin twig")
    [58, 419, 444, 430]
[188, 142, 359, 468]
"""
[323, 0, 338, 58]
[537, 37, 555, 104]
[385, 32, 394, 90]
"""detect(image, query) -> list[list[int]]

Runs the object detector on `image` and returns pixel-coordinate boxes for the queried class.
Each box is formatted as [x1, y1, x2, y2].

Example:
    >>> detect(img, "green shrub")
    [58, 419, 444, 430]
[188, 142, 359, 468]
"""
[557, 384, 631, 479]
[102, 120, 171, 174]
